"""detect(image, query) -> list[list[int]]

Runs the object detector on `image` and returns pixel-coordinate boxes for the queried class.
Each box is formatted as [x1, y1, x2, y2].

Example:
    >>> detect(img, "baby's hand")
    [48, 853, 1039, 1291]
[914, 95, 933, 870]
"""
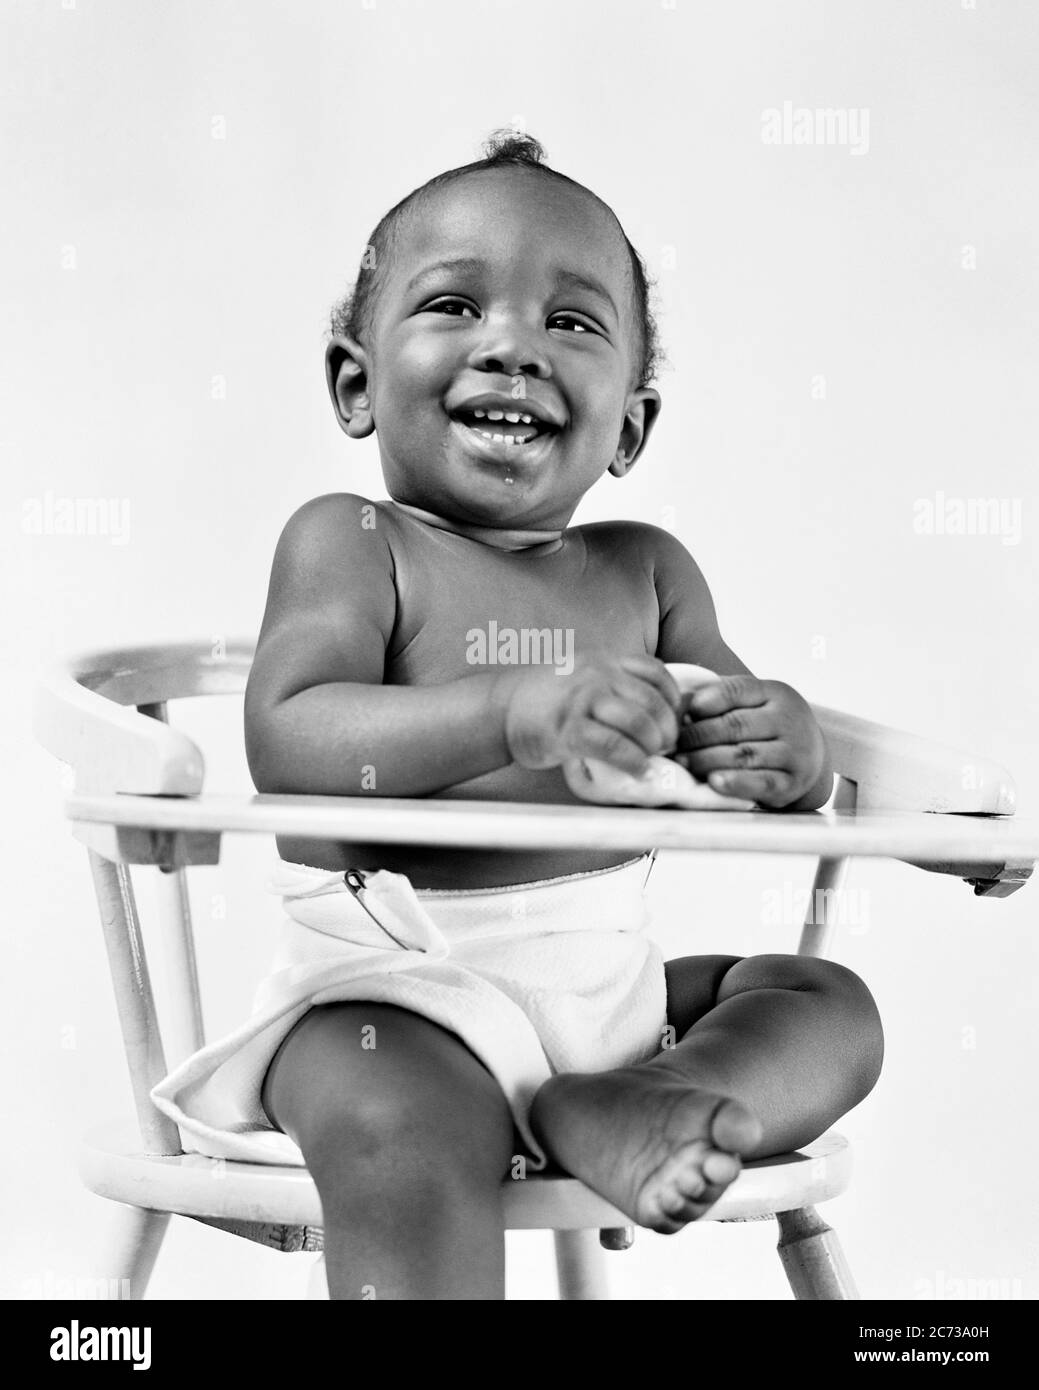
[674, 676, 827, 809]
[500, 654, 681, 777]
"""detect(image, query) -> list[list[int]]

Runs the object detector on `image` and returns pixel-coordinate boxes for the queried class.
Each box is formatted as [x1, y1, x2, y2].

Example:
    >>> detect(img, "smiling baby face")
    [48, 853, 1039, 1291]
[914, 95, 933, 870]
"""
[328, 168, 661, 530]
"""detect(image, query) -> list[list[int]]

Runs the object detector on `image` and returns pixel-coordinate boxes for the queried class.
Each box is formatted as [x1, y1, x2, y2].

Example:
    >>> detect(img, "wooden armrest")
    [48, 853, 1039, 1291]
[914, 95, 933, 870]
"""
[35, 653, 205, 795]
[32, 640, 253, 795]
[34, 663, 204, 795]
[811, 705, 1016, 814]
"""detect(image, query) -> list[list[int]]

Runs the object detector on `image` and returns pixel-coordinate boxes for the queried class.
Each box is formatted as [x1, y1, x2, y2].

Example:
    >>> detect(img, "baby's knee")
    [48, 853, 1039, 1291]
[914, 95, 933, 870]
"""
[821, 958, 883, 1071]
[729, 954, 883, 1084]
[301, 1084, 512, 1215]
[793, 956, 884, 1095]
[306, 1100, 463, 1210]
[735, 952, 871, 1007]
[778, 954, 881, 1024]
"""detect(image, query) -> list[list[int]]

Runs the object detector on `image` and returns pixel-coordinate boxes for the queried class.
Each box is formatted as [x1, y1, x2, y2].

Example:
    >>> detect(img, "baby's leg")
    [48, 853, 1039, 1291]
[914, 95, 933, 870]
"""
[262, 1001, 515, 1300]
[656, 953, 884, 1153]
[531, 954, 883, 1233]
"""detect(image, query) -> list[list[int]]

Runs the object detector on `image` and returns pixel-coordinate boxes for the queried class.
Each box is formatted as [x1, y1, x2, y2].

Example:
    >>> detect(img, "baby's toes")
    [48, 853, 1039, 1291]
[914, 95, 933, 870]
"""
[710, 1097, 763, 1155]
[659, 1172, 706, 1215]
[662, 1141, 710, 1191]
[654, 1186, 720, 1231]
[665, 1146, 742, 1221]
[702, 1149, 742, 1187]
[649, 1186, 704, 1233]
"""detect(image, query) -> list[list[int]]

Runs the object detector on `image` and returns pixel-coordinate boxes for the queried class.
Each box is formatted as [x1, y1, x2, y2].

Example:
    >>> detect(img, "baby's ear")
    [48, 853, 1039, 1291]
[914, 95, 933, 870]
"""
[608, 387, 661, 477]
[325, 336, 375, 439]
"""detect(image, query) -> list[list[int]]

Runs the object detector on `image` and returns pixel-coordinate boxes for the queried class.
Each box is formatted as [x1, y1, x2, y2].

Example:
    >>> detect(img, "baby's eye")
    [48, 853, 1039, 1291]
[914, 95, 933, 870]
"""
[423, 298, 478, 319]
[547, 313, 595, 334]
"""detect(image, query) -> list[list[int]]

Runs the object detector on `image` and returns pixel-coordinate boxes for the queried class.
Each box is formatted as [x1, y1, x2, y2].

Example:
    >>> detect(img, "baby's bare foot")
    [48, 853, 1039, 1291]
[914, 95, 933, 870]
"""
[530, 1068, 762, 1233]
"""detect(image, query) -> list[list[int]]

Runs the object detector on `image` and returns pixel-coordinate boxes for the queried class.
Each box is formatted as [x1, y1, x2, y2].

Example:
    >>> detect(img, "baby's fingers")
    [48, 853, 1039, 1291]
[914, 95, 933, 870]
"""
[678, 705, 774, 753]
[619, 655, 683, 712]
[578, 721, 655, 778]
[593, 693, 673, 758]
[613, 679, 680, 753]
[706, 768, 793, 805]
[684, 675, 768, 720]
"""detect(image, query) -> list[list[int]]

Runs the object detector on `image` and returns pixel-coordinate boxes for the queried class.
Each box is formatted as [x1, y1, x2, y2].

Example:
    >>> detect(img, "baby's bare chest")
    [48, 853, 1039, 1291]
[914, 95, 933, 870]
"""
[386, 532, 659, 686]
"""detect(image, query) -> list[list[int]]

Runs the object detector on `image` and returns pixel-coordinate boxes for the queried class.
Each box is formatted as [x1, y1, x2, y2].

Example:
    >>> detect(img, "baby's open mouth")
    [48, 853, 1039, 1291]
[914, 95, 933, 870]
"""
[449, 406, 558, 446]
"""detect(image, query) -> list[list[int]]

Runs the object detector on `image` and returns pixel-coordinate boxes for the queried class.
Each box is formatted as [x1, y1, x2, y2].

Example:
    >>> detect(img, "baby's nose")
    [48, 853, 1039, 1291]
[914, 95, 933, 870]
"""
[468, 322, 551, 379]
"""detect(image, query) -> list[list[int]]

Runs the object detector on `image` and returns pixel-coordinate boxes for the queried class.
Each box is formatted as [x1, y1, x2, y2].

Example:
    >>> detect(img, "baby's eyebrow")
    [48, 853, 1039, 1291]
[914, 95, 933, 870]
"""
[403, 258, 618, 319]
[405, 257, 485, 294]
[550, 267, 618, 319]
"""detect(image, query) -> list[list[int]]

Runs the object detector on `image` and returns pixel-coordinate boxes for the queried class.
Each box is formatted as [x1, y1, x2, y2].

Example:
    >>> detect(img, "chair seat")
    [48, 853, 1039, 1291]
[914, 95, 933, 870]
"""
[80, 1121, 851, 1232]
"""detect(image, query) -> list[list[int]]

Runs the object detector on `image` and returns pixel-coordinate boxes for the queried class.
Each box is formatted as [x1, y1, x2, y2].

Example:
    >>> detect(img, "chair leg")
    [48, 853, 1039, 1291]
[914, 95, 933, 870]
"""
[776, 1206, 859, 1300]
[554, 1230, 610, 1300]
[101, 1203, 170, 1299]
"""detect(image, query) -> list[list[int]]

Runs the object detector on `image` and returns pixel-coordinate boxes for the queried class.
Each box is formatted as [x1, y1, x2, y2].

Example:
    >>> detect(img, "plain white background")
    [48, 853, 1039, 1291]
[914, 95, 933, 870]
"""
[3, 0, 1037, 1300]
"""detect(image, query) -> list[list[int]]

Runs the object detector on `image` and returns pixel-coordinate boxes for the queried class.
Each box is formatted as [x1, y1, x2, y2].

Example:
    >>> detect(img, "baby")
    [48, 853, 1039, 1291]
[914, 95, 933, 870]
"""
[240, 132, 883, 1299]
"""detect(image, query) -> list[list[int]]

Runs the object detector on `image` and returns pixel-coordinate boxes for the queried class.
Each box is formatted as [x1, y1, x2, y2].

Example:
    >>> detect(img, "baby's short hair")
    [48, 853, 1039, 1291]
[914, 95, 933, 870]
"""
[329, 130, 662, 388]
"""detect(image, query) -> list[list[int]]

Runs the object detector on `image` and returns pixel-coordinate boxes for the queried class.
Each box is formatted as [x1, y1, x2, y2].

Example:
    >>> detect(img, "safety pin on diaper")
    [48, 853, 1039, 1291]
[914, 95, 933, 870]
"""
[343, 869, 411, 950]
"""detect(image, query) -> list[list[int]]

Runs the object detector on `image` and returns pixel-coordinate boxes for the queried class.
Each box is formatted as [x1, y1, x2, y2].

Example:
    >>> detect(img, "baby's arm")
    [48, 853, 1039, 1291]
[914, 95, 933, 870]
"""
[245, 494, 518, 797]
[646, 526, 834, 811]
[245, 495, 679, 798]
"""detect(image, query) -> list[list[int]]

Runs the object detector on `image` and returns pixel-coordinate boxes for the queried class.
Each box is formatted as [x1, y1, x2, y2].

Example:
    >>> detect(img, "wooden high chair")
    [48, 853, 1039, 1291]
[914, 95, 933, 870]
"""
[33, 640, 1037, 1300]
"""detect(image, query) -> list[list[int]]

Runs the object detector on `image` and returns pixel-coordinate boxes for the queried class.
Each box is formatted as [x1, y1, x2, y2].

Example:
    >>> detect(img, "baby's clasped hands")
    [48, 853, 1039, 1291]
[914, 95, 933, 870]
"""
[498, 656, 829, 812]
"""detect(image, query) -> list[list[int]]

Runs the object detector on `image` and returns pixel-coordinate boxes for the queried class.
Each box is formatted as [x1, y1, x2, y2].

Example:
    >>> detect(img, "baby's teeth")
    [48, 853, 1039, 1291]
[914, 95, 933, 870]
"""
[473, 408, 486, 418]
[505, 412, 521, 423]
[486, 409, 504, 421]
[520, 414, 533, 424]
[472, 427, 535, 445]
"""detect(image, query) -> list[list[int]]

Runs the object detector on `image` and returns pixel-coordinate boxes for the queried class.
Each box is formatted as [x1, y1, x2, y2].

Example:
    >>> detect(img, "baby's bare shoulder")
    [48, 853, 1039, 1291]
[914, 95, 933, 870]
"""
[249, 493, 397, 713]
[577, 519, 696, 577]
[279, 490, 380, 540]
[262, 492, 396, 635]
[271, 492, 394, 573]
